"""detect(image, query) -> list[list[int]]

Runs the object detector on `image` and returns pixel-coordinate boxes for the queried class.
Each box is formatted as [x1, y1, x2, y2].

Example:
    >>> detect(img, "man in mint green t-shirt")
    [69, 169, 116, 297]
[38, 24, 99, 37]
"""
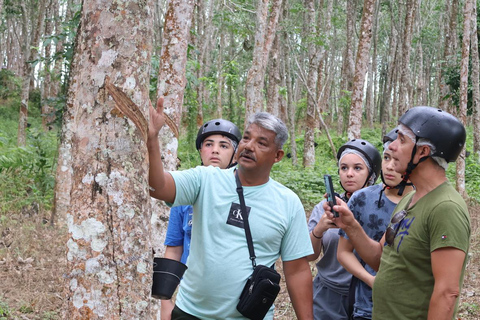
[324, 106, 470, 320]
[148, 97, 314, 320]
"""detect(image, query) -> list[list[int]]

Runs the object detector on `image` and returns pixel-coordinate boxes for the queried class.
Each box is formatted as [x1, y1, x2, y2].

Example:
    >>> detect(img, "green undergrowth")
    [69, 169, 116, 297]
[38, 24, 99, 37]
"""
[1, 97, 480, 216]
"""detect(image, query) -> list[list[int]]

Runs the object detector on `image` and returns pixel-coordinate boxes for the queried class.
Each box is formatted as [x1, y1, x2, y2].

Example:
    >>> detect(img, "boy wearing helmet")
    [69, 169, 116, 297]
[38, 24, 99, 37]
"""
[161, 119, 241, 319]
[337, 130, 414, 320]
[325, 106, 470, 320]
[307, 139, 381, 320]
[149, 98, 313, 320]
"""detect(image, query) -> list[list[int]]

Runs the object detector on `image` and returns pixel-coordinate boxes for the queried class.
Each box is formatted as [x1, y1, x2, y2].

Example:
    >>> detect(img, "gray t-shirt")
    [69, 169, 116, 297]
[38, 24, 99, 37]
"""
[308, 199, 352, 295]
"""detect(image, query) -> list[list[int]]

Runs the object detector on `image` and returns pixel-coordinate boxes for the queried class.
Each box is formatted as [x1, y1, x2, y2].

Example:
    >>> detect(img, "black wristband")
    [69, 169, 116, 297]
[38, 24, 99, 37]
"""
[311, 230, 323, 239]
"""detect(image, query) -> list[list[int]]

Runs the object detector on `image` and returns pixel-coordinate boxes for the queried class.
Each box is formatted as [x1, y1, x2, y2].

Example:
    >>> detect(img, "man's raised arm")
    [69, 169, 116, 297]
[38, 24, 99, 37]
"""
[147, 97, 176, 203]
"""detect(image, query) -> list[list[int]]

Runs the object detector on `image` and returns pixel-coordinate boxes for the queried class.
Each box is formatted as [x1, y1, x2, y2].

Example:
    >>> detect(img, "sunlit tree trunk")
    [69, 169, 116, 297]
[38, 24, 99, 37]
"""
[245, 0, 283, 121]
[63, 0, 155, 318]
[471, 2, 480, 158]
[456, 0, 474, 198]
[348, 0, 376, 140]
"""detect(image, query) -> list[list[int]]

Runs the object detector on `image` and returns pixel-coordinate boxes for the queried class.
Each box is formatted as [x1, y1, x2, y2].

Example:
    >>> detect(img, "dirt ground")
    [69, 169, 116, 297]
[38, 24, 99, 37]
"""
[0, 204, 479, 319]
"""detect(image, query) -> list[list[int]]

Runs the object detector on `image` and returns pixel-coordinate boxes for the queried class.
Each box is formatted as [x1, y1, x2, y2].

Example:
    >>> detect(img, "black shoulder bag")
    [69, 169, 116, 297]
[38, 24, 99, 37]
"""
[235, 171, 281, 320]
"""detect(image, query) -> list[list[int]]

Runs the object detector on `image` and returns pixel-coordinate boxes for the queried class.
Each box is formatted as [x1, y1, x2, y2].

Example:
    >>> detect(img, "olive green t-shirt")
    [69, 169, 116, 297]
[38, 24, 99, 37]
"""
[372, 181, 470, 320]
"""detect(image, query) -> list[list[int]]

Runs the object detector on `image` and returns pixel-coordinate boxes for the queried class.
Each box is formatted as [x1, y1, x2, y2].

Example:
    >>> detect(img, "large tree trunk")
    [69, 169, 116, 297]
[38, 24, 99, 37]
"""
[347, 0, 376, 140]
[63, 0, 155, 318]
[456, 0, 474, 198]
[472, 1, 480, 158]
[245, 0, 283, 121]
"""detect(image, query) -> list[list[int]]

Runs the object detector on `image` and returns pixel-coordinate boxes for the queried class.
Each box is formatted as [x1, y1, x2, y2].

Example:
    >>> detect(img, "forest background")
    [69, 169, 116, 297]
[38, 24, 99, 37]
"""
[0, 0, 480, 319]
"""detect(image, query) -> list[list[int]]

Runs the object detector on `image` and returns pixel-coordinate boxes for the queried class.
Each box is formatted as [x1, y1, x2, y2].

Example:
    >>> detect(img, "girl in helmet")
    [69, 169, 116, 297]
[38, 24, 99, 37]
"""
[161, 119, 241, 320]
[307, 139, 381, 320]
[336, 129, 414, 320]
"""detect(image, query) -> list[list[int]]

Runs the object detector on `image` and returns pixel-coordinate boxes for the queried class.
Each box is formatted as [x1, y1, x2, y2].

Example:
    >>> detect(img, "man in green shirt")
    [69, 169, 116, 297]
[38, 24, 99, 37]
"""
[325, 106, 470, 320]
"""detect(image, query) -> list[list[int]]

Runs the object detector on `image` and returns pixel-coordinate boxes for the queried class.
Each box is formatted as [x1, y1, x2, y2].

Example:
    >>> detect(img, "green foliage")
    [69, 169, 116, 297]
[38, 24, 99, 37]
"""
[0, 69, 21, 99]
[41, 311, 59, 320]
[459, 302, 479, 315]
[18, 303, 34, 314]
[0, 298, 11, 319]
[0, 120, 58, 214]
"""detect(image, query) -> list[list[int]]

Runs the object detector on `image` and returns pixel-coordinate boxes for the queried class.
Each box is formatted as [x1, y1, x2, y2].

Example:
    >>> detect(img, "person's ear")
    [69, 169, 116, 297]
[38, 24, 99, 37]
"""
[274, 149, 284, 163]
[418, 145, 430, 157]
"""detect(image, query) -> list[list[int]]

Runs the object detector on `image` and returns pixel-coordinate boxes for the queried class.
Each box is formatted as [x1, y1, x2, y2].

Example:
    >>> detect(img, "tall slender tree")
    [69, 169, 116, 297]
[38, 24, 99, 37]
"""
[397, 0, 417, 116]
[348, 0, 377, 139]
[338, 0, 356, 134]
[17, 0, 47, 146]
[471, 1, 480, 158]
[245, 0, 283, 120]
[456, 0, 474, 198]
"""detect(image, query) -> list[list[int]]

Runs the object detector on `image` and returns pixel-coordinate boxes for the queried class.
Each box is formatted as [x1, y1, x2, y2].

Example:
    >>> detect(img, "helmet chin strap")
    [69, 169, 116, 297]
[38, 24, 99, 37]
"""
[397, 139, 428, 194]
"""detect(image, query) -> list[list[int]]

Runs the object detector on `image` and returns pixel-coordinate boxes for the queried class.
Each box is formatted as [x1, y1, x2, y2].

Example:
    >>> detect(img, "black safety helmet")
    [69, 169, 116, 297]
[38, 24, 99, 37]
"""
[195, 119, 242, 151]
[337, 139, 382, 189]
[383, 127, 399, 144]
[379, 127, 412, 198]
[195, 119, 242, 168]
[398, 106, 466, 163]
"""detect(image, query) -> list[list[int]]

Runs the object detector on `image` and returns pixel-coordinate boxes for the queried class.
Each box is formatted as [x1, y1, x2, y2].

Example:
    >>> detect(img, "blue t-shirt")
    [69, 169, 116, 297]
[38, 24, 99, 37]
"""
[339, 184, 396, 319]
[164, 205, 193, 264]
[168, 166, 313, 320]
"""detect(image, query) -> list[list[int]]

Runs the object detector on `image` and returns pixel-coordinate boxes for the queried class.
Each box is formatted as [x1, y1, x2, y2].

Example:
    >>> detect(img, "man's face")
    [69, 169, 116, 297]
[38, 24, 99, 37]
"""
[236, 124, 283, 172]
[388, 127, 415, 174]
[199, 134, 235, 169]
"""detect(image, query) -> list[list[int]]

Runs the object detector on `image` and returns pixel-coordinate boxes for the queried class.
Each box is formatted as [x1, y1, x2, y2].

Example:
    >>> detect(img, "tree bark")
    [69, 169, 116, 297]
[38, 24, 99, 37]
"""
[303, 0, 321, 167]
[63, 0, 155, 318]
[471, 1, 480, 157]
[439, 0, 459, 112]
[347, 0, 376, 140]
[152, 0, 194, 258]
[266, 33, 281, 116]
[282, 4, 297, 166]
[245, 0, 283, 121]
[397, 0, 417, 116]
[456, 0, 474, 198]
[338, 0, 356, 135]
[17, 0, 47, 146]
[41, 0, 54, 131]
